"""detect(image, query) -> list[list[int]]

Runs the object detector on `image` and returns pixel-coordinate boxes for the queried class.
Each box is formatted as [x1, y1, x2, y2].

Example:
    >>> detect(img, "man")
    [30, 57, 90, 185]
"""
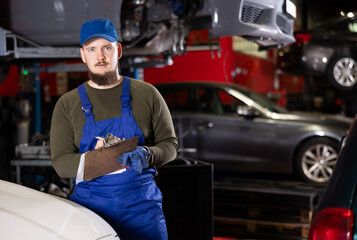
[50, 18, 178, 240]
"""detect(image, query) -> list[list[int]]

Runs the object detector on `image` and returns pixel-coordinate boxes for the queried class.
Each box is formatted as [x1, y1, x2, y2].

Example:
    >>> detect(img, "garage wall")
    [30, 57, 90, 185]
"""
[144, 37, 233, 85]
[144, 37, 275, 94]
[0, 65, 18, 97]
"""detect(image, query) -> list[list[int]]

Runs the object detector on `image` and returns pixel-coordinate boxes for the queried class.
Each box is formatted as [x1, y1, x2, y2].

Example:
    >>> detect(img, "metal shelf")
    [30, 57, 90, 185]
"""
[10, 159, 52, 184]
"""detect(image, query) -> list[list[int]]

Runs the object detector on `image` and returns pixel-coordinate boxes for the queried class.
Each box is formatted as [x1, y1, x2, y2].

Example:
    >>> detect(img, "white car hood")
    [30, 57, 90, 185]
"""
[0, 180, 119, 240]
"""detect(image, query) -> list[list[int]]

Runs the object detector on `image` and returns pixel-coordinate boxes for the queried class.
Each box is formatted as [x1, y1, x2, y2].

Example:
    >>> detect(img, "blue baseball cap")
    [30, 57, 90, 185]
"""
[80, 18, 119, 46]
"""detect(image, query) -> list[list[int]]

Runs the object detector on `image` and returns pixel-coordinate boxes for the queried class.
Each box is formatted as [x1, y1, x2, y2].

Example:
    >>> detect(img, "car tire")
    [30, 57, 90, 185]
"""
[327, 56, 357, 91]
[295, 137, 339, 183]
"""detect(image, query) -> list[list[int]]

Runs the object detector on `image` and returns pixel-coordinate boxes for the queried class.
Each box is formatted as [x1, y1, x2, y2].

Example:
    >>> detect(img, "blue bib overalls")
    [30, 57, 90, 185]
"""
[70, 77, 168, 240]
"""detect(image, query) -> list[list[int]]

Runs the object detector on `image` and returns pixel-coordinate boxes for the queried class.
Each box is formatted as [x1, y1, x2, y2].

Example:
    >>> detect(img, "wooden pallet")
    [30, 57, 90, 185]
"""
[214, 216, 310, 239]
[213, 178, 325, 239]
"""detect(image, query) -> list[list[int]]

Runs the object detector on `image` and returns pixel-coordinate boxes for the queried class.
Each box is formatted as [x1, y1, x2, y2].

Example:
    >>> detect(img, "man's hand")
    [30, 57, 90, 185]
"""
[118, 146, 151, 174]
[95, 139, 105, 149]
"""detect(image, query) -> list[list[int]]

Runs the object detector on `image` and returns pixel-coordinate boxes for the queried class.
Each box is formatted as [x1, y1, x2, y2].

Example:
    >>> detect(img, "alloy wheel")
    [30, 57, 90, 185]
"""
[333, 57, 357, 87]
[301, 143, 338, 183]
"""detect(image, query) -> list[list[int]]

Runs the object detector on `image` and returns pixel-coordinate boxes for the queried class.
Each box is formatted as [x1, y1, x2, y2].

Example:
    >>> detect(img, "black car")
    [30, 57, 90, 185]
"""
[308, 115, 357, 240]
[155, 81, 352, 183]
[278, 12, 357, 92]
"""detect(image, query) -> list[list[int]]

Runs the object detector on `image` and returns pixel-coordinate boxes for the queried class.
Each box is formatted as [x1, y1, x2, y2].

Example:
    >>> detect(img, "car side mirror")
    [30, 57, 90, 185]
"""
[237, 105, 258, 118]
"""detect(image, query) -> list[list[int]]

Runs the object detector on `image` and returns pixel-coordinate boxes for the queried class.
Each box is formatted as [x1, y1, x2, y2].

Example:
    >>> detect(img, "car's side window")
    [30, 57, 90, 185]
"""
[197, 87, 246, 115]
[347, 19, 357, 33]
[159, 86, 195, 112]
[217, 90, 246, 114]
[348, 23, 357, 32]
[198, 87, 224, 114]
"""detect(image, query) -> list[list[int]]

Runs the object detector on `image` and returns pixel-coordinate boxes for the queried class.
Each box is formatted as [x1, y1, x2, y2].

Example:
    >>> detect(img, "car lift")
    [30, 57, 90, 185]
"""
[0, 26, 172, 71]
[0, 27, 80, 60]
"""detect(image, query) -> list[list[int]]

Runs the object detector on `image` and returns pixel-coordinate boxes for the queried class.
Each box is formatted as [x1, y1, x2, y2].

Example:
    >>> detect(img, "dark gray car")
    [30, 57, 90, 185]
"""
[155, 81, 352, 183]
[278, 12, 357, 92]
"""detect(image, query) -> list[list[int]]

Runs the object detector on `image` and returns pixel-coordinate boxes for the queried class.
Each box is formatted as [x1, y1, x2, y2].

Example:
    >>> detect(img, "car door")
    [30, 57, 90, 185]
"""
[190, 85, 277, 172]
[156, 84, 201, 157]
[158, 83, 278, 172]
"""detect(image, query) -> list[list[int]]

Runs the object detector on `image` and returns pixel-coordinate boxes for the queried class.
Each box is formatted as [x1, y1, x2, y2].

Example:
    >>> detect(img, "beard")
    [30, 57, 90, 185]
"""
[88, 68, 119, 86]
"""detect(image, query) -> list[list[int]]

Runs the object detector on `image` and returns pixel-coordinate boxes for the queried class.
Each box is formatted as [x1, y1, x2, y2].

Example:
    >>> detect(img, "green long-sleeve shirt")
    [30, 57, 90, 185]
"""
[50, 78, 178, 178]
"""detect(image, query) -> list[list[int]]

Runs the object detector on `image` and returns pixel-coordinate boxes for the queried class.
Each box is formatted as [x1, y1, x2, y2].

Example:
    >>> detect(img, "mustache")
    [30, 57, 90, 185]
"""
[95, 61, 108, 66]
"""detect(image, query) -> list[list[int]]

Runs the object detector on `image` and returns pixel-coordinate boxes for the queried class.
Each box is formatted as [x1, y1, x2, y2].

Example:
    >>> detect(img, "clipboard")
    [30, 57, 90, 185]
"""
[84, 136, 139, 181]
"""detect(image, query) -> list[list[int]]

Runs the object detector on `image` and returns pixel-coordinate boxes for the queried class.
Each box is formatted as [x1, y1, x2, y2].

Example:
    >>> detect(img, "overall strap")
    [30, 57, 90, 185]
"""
[121, 77, 132, 116]
[78, 84, 95, 124]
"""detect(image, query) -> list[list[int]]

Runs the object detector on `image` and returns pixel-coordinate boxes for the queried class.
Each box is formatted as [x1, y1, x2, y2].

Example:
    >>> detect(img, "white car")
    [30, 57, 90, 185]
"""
[0, 180, 119, 240]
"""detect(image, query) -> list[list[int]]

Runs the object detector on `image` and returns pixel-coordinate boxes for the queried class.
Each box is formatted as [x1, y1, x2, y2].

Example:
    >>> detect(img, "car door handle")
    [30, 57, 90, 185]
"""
[197, 121, 214, 130]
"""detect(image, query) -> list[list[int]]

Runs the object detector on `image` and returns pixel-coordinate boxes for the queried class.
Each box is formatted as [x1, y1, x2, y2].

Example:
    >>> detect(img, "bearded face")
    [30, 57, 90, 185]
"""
[88, 68, 118, 86]
[80, 38, 122, 87]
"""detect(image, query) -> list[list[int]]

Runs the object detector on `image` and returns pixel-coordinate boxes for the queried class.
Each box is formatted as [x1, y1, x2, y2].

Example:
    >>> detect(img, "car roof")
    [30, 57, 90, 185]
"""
[311, 12, 357, 30]
[154, 80, 250, 92]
